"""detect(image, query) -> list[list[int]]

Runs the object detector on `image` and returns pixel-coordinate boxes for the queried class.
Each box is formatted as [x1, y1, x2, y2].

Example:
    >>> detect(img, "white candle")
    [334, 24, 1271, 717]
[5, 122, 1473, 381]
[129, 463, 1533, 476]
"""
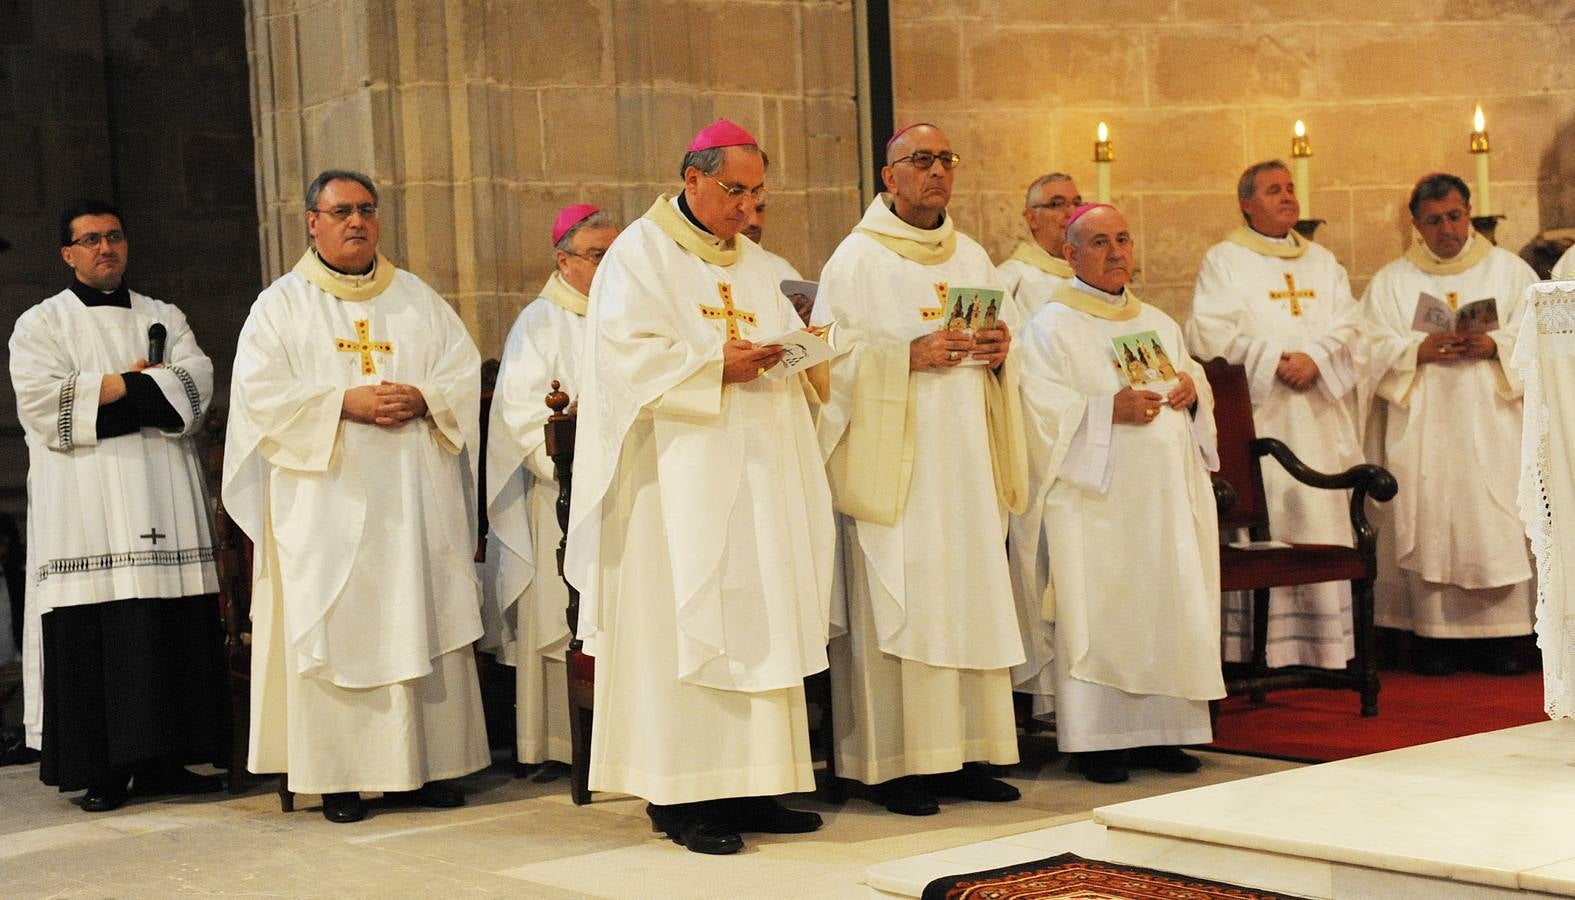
[1094, 122, 1112, 203]
[1291, 120, 1311, 220]
[1471, 104, 1491, 216]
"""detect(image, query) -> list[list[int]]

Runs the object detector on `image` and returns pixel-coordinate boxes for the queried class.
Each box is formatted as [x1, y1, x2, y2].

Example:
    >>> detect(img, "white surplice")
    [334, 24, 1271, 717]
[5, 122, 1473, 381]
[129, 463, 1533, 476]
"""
[223, 255, 489, 793]
[10, 289, 218, 748]
[1553, 244, 1575, 280]
[815, 197, 1026, 784]
[1187, 231, 1366, 669]
[1514, 279, 1575, 719]
[1363, 237, 1537, 638]
[480, 274, 585, 765]
[1013, 282, 1222, 751]
[564, 196, 835, 805]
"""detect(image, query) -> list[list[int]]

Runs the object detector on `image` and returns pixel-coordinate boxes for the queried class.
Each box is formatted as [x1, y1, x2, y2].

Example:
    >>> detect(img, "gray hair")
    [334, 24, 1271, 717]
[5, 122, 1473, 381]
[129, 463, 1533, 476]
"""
[1408, 172, 1470, 218]
[1025, 172, 1073, 208]
[305, 169, 379, 209]
[1237, 160, 1289, 205]
[553, 210, 620, 255]
[678, 145, 767, 179]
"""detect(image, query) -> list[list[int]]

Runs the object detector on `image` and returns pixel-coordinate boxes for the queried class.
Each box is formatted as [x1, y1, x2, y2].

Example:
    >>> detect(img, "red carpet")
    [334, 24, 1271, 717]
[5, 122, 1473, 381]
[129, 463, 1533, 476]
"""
[1209, 670, 1546, 761]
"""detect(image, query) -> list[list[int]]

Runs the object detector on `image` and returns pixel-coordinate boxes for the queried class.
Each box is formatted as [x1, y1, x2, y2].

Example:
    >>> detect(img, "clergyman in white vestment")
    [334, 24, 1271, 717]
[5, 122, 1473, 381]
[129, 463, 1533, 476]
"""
[996, 173, 1081, 321]
[815, 122, 1029, 817]
[223, 171, 489, 824]
[1363, 173, 1536, 676]
[481, 204, 619, 767]
[563, 121, 834, 855]
[10, 200, 228, 812]
[1186, 160, 1367, 670]
[1012, 204, 1224, 785]
[742, 194, 811, 324]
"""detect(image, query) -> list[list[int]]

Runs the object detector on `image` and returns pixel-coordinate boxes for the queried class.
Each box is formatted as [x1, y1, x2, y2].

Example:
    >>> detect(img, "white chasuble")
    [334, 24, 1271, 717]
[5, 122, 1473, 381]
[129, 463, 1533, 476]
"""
[1515, 280, 1575, 719]
[11, 290, 218, 748]
[565, 196, 834, 804]
[480, 273, 585, 764]
[1363, 238, 1536, 638]
[223, 253, 488, 792]
[1187, 230, 1367, 669]
[998, 240, 1075, 321]
[815, 197, 1028, 783]
[1554, 244, 1575, 280]
[1014, 285, 1223, 750]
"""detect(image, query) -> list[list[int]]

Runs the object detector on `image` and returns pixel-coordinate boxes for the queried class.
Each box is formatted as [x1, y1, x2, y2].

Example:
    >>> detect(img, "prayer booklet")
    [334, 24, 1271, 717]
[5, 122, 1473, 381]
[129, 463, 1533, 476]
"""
[937, 286, 1005, 335]
[1411, 292, 1498, 334]
[780, 279, 818, 301]
[760, 321, 837, 378]
[1110, 330, 1180, 394]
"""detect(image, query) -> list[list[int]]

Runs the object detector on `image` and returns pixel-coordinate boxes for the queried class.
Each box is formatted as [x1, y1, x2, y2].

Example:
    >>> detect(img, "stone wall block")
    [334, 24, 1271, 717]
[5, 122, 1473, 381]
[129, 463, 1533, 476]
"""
[1248, 104, 1465, 192]
[771, 97, 810, 192]
[1148, 27, 1318, 106]
[1348, 185, 1416, 278]
[707, 2, 800, 95]
[505, 0, 608, 86]
[1051, 108, 1245, 194]
[965, 26, 1146, 108]
[296, 1, 348, 106]
[960, 110, 1058, 198]
[890, 0, 981, 20]
[389, 83, 455, 182]
[977, 189, 1027, 264]
[1322, 24, 1555, 101]
[399, 181, 460, 293]
[761, 190, 811, 276]
[891, 21, 962, 106]
[390, 0, 449, 84]
[801, 1, 856, 96]
[1440, 0, 1575, 21]
[1129, 192, 1241, 290]
[806, 187, 863, 270]
[543, 86, 620, 179]
[1178, 0, 1441, 22]
[805, 96, 860, 190]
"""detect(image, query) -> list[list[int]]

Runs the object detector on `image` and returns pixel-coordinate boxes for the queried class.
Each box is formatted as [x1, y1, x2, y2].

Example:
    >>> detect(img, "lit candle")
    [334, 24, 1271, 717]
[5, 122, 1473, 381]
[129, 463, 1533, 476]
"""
[1290, 120, 1312, 220]
[1470, 104, 1491, 216]
[1093, 122, 1113, 203]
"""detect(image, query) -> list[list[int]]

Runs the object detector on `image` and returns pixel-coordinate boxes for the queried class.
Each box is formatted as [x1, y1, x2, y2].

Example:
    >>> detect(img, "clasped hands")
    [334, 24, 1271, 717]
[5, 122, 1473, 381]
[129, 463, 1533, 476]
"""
[1275, 351, 1320, 391]
[1113, 372, 1197, 425]
[909, 323, 1012, 371]
[1417, 331, 1495, 364]
[343, 382, 427, 426]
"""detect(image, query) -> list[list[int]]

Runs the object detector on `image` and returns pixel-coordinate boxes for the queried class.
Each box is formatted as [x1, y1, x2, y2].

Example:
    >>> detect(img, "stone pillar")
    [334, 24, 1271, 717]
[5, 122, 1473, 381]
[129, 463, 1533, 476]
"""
[245, 0, 863, 358]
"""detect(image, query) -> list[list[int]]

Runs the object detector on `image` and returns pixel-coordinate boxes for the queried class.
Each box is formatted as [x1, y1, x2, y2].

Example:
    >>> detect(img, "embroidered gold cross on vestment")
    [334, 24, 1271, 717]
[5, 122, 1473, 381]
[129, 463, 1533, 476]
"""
[335, 319, 394, 376]
[698, 282, 756, 341]
[1268, 273, 1316, 317]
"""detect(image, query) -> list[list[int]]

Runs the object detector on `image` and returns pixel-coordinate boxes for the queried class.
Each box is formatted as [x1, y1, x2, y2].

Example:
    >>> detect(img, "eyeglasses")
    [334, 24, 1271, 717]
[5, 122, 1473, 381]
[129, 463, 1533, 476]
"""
[709, 176, 767, 203]
[1029, 197, 1082, 211]
[67, 230, 126, 249]
[891, 151, 961, 170]
[311, 203, 379, 220]
[567, 249, 608, 264]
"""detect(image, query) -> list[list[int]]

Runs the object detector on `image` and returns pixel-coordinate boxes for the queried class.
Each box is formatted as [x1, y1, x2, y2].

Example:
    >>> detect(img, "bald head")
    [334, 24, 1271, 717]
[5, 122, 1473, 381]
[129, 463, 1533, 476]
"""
[881, 124, 956, 229]
[1064, 205, 1134, 294]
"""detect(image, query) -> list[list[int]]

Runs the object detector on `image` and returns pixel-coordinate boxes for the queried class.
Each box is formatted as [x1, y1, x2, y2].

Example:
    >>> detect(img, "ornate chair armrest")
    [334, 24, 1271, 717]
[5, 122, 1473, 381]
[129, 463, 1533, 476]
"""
[1252, 437, 1397, 556]
[1211, 473, 1237, 517]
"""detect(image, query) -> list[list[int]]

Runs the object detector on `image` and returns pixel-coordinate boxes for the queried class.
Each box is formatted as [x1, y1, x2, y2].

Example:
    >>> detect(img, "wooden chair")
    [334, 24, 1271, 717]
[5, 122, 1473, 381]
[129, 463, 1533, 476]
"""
[542, 382, 594, 804]
[1202, 357, 1398, 716]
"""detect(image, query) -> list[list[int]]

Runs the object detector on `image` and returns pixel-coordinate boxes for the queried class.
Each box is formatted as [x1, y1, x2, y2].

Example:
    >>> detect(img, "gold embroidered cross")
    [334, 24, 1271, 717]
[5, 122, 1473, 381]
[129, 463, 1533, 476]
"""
[1446, 291, 1459, 311]
[698, 282, 756, 341]
[919, 282, 948, 322]
[1268, 273, 1316, 317]
[334, 319, 394, 376]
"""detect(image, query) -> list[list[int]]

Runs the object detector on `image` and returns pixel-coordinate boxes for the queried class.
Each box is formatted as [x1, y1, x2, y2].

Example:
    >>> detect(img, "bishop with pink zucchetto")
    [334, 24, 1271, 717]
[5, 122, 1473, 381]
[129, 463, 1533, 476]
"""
[562, 120, 837, 854]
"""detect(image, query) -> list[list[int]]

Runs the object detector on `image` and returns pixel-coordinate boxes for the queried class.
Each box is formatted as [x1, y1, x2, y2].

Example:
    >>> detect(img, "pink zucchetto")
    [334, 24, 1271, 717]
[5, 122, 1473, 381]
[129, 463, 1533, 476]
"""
[886, 122, 936, 149]
[687, 119, 758, 152]
[551, 204, 600, 245]
[1065, 203, 1115, 227]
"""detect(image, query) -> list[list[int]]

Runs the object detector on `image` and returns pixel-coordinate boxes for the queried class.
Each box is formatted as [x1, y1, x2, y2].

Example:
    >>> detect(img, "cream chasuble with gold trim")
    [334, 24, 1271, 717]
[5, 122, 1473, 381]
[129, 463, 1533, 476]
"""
[998, 240, 1075, 320]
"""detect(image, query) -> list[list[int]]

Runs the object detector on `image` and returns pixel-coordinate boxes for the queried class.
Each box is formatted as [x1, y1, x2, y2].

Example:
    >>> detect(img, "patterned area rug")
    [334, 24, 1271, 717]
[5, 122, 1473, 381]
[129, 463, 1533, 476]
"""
[921, 852, 1304, 899]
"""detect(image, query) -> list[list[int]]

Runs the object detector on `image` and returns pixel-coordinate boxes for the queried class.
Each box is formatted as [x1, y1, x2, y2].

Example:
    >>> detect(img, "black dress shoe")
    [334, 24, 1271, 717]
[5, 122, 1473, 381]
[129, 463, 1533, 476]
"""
[322, 792, 367, 823]
[873, 776, 939, 816]
[81, 778, 131, 813]
[134, 766, 226, 797]
[1414, 637, 1456, 676]
[926, 767, 1020, 802]
[721, 796, 823, 834]
[647, 803, 745, 855]
[1070, 751, 1129, 784]
[383, 781, 465, 808]
[1129, 746, 1203, 774]
[1479, 638, 1528, 676]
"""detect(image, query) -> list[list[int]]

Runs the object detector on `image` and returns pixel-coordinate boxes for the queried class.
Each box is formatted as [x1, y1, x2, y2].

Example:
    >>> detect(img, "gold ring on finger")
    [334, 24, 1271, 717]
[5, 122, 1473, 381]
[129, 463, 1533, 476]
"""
[1146, 408, 1157, 417]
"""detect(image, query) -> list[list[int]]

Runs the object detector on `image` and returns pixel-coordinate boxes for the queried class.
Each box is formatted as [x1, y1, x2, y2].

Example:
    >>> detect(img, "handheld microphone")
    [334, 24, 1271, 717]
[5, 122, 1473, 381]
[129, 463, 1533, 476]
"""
[147, 323, 167, 365]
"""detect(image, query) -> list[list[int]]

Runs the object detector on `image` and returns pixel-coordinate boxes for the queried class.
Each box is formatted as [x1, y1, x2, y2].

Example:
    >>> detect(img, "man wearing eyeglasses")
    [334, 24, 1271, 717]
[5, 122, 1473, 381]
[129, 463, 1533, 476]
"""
[998, 173, 1081, 319]
[9, 200, 229, 813]
[565, 120, 835, 854]
[224, 169, 489, 823]
[482, 203, 619, 773]
[814, 122, 1028, 816]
